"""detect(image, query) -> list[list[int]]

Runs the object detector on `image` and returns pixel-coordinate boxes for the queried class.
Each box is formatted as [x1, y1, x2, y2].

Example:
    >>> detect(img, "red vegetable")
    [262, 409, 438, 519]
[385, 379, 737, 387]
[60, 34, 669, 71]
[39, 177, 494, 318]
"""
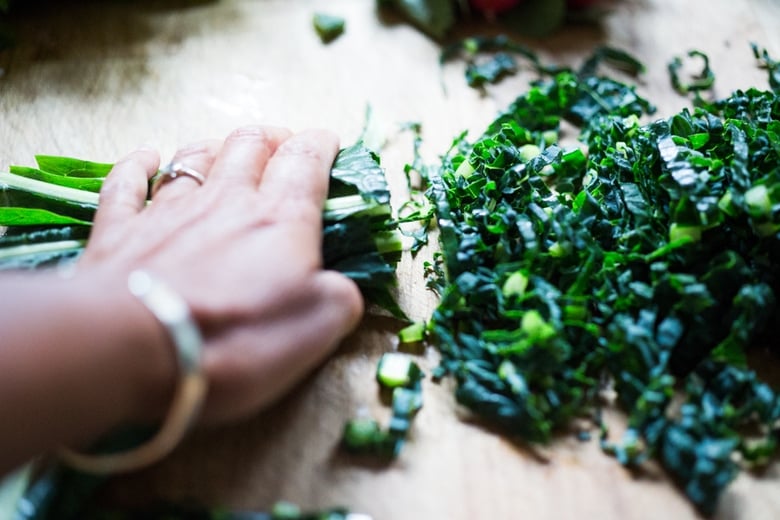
[470, 0, 523, 14]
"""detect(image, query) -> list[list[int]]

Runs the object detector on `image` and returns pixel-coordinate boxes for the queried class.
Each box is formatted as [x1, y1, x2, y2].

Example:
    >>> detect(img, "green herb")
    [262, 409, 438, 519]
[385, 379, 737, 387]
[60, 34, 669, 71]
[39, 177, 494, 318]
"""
[464, 52, 518, 88]
[668, 49, 716, 107]
[342, 353, 424, 458]
[0, 208, 90, 227]
[313, 12, 345, 44]
[398, 321, 427, 343]
[32, 155, 113, 179]
[440, 35, 561, 87]
[376, 352, 423, 387]
[8, 166, 104, 192]
[419, 46, 780, 515]
[377, 0, 456, 40]
[499, 0, 566, 39]
[341, 417, 389, 455]
[0, 226, 88, 270]
[579, 46, 646, 76]
[752, 42, 780, 94]
[441, 37, 647, 93]
[395, 121, 436, 254]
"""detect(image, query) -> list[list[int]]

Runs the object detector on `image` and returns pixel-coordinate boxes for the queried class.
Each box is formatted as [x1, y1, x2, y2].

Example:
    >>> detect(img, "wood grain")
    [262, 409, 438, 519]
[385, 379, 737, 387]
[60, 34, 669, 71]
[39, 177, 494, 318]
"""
[2, 1, 779, 518]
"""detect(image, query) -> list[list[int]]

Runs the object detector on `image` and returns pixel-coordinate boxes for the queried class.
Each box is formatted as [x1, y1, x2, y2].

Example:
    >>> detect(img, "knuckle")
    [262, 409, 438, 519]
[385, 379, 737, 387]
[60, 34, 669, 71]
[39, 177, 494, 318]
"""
[225, 125, 281, 147]
[316, 272, 365, 325]
[275, 138, 326, 163]
[99, 172, 137, 200]
[173, 140, 218, 162]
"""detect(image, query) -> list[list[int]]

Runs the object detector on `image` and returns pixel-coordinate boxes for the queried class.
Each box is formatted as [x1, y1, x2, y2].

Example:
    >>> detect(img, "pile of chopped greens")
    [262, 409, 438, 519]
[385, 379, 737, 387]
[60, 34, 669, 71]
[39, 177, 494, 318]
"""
[440, 36, 645, 90]
[410, 45, 780, 514]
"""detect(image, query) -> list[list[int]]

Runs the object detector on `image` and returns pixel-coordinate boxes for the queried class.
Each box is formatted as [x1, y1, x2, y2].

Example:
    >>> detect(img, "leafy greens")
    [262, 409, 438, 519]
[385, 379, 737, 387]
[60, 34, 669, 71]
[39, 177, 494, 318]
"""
[416, 46, 780, 515]
[0, 143, 404, 316]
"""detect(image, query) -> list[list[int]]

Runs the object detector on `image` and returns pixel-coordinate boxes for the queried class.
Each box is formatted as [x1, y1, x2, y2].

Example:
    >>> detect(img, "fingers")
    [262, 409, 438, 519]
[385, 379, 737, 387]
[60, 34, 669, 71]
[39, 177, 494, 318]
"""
[206, 126, 292, 191]
[314, 270, 365, 334]
[152, 140, 221, 203]
[91, 148, 160, 240]
[257, 129, 340, 224]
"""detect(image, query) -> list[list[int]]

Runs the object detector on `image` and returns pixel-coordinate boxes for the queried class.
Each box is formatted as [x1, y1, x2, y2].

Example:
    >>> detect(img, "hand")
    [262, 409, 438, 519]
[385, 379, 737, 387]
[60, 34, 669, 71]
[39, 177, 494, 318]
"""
[78, 125, 364, 425]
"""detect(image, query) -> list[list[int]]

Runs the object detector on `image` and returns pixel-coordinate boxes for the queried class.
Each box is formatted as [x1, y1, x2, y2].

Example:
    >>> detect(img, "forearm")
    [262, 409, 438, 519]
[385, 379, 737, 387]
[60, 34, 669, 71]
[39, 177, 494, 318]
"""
[0, 269, 175, 475]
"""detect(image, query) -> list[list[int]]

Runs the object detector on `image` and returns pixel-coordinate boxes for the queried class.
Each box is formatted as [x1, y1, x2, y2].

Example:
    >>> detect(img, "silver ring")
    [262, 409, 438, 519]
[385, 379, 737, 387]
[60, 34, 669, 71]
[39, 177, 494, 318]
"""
[151, 162, 206, 197]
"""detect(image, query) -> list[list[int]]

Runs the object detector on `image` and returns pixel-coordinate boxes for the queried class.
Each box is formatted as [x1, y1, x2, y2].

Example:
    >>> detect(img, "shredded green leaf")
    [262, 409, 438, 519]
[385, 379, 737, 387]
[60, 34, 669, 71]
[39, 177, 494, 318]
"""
[313, 12, 345, 44]
[342, 352, 424, 458]
[420, 45, 780, 515]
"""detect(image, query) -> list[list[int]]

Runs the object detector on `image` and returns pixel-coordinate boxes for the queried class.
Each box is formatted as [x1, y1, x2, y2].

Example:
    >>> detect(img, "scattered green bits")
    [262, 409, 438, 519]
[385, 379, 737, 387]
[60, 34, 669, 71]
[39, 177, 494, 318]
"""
[342, 353, 424, 459]
[313, 12, 345, 44]
[376, 352, 422, 387]
[398, 321, 426, 344]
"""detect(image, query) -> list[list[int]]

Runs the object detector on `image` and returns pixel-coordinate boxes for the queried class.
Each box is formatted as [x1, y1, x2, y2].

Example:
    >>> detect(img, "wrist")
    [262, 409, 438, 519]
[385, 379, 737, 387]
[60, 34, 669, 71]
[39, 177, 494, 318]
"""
[0, 268, 180, 473]
[59, 267, 208, 474]
[71, 268, 179, 426]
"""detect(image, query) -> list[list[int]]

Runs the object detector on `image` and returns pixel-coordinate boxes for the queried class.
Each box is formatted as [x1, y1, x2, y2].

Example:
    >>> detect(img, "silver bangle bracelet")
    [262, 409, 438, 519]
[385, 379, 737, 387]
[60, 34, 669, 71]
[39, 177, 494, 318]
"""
[58, 270, 208, 474]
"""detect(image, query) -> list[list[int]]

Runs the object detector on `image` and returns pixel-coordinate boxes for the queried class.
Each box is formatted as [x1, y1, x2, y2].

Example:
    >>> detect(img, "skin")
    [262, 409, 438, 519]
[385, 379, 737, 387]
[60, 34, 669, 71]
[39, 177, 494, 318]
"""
[0, 126, 364, 476]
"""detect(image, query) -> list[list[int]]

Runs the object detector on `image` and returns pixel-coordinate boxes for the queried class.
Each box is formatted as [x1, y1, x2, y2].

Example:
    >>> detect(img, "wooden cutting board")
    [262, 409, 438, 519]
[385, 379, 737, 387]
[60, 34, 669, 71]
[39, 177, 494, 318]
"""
[2, 1, 779, 518]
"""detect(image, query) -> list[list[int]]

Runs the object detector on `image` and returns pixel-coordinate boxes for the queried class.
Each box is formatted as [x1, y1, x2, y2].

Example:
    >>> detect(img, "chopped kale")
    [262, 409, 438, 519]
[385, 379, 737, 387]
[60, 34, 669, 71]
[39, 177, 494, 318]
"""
[341, 353, 424, 458]
[313, 12, 345, 44]
[421, 46, 780, 515]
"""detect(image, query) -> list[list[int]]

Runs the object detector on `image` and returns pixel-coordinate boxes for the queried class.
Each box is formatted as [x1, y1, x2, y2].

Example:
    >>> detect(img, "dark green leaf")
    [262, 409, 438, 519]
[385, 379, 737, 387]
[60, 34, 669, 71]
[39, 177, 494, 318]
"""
[0, 207, 91, 226]
[382, 0, 456, 40]
[34, 156, 113, 178]
[313, 12, 345, 44]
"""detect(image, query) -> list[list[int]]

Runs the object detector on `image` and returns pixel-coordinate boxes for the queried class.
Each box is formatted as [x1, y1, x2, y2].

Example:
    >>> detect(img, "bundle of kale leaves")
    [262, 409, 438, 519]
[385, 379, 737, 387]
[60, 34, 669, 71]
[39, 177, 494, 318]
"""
[419, 45, 780, 515]
[0, 143, 403, 315]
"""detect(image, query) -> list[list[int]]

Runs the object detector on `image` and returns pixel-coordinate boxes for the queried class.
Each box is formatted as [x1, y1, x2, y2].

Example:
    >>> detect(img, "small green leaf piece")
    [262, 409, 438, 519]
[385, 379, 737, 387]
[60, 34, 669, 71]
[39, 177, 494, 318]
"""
[313, 12, 345, 44]
[398, 321, 426, 344]
[376, 352, 423, 388]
